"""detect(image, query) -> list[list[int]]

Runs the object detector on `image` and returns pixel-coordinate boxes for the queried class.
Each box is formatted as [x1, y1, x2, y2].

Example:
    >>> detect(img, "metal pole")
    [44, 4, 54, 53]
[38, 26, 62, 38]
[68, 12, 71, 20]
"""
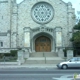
[3, 55, 5, 65]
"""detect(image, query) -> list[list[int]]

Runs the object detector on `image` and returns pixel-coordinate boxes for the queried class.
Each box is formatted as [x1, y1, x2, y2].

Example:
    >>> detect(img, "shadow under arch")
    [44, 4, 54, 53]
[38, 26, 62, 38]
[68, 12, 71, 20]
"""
[32, 32, 55, 52]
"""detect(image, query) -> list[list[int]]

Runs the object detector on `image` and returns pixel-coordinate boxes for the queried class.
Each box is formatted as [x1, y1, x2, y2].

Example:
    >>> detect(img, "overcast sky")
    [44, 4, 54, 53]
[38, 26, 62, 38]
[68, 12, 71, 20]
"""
[16, 0, 80, 15]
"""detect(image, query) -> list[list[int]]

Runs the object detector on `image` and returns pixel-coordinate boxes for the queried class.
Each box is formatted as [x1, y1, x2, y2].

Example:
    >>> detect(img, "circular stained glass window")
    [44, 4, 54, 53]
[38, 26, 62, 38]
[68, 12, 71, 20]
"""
[31, 2, 54, 24]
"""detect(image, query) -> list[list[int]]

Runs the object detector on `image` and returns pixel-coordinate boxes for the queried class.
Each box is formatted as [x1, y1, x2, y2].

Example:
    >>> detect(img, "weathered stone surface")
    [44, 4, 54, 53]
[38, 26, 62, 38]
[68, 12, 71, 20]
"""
[0, 0, 75, 57]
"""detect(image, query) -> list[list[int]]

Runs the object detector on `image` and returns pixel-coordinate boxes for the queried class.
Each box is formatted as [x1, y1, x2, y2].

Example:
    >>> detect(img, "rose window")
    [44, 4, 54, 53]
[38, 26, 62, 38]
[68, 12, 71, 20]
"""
[31, 2, 54, 24]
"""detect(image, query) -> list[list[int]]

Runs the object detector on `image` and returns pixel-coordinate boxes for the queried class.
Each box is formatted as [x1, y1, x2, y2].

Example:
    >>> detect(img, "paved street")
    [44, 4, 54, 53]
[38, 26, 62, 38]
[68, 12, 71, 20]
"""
[0, 74, 74, 80]
[0, 68, 80, 80]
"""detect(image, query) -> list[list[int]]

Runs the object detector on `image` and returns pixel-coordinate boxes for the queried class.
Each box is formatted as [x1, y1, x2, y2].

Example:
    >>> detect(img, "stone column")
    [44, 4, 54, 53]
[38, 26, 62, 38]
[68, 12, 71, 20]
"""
[17, 50, 24, 65]
[11, 2, 17, 48]
[55, 27, 63, 56]
[23, 27, 30, 48]
[24, 49, 29, 58]
[58, 48, 64, 58]
[23, 27, 31, 58]
[67, 50, 73, 59]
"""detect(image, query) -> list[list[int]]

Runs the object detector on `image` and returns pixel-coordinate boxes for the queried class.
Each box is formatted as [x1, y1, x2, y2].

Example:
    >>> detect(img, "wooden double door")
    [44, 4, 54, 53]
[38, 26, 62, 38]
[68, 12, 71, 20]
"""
[35, 36, 51, 52]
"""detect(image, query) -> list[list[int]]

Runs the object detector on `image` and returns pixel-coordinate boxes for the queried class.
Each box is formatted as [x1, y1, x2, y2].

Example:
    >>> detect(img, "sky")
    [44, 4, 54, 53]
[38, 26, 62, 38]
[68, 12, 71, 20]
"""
[16, 0, 80, 16]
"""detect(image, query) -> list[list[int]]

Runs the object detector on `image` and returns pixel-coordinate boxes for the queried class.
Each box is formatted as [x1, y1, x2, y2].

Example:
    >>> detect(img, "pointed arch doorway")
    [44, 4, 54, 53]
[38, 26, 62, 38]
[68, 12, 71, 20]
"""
[35, 36, 51, 52]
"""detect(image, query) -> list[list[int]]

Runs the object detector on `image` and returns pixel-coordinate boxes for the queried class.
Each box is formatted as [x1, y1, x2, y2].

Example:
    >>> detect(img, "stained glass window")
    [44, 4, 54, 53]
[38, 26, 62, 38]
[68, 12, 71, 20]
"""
[31, 2, 54, 24]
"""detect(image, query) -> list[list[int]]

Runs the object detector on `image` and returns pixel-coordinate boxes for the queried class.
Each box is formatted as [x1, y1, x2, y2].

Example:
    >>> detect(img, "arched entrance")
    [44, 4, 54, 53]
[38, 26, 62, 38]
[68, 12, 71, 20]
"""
[35, 36, 51, 52]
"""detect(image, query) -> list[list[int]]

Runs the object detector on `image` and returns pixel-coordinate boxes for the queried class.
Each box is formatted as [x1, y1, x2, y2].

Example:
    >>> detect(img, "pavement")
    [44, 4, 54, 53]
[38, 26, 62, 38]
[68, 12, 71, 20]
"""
[0, 63, 57, 68]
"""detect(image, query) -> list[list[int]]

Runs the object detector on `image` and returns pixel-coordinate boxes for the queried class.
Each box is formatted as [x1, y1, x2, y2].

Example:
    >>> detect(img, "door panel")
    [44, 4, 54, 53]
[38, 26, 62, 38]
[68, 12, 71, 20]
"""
[68, 62, 77, 67]
[35, 36, 51, 52]
[35, 44, 39, 52]
[68, 58, 78, 67]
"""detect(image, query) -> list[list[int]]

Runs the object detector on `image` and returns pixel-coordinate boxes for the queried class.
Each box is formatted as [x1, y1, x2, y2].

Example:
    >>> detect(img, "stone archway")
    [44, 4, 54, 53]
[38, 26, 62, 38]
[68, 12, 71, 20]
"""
[35, 36, 51, 52]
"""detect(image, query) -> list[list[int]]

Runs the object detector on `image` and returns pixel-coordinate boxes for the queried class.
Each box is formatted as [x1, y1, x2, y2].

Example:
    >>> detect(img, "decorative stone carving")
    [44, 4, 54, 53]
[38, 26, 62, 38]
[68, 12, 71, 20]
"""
[31, 2, 54, 24]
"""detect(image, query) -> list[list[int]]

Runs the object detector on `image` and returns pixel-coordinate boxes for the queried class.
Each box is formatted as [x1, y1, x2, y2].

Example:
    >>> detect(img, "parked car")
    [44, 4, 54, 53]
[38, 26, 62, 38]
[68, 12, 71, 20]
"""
[57, 57, 80, 69]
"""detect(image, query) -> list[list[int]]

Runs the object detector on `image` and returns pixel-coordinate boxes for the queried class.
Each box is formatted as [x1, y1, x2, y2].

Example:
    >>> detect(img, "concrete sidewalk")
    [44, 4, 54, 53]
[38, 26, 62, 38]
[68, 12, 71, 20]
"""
[0, 64, 57, 68]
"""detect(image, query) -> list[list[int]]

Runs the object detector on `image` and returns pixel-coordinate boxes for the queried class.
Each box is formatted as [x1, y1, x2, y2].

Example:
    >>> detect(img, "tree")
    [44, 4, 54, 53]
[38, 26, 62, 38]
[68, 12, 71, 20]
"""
[70, 20, 80, 55]
[70, 20, 80, 47]
[73, 20, 80, 30]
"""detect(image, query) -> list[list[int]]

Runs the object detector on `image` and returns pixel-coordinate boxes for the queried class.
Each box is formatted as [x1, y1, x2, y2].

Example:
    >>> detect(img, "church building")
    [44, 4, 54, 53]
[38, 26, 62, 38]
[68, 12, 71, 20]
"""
[0, 0, 75, 63]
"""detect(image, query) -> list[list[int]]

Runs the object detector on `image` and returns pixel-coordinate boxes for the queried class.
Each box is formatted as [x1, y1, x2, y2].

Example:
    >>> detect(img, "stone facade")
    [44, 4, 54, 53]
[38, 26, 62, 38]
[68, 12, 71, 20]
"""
[0, 0, 75, 57]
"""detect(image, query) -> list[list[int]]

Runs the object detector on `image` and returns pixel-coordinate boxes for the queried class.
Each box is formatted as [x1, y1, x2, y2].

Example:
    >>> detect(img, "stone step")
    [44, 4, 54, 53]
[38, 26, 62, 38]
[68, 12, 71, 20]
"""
[30, 52, 58, 57]
[25, 57, 64, 64]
